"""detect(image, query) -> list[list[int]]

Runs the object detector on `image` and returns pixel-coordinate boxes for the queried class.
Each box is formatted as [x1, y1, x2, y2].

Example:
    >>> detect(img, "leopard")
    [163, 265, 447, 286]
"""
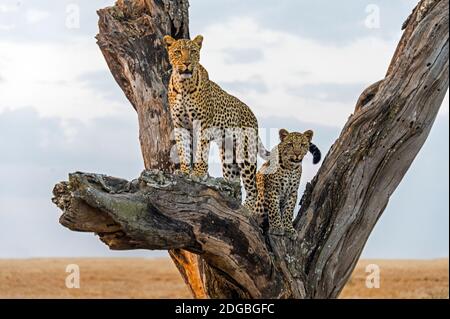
[255, 129, 322, 239]
[163, 35, 270, 209]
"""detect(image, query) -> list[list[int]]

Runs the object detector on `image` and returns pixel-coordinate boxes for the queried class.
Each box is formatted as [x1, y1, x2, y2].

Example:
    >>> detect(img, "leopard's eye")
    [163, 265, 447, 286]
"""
[173, 49, 182, 56]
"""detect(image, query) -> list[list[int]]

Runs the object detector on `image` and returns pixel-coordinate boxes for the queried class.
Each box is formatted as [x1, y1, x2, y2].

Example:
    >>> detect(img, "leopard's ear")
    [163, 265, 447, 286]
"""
[193, 35, 204, 49]
[279, 129, 289, 142]
[163, 35, 176, 47]
[304, 130, 314, 142]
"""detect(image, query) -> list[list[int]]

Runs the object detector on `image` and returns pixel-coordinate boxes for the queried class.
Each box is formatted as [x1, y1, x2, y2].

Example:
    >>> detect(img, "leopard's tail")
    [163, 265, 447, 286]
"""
[258, 137, 271, 160]
[309, 143, 322, 164]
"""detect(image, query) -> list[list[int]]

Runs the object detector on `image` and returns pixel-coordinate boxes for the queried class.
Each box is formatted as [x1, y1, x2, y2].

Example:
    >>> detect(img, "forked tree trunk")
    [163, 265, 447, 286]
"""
[52, 0, 448, 298]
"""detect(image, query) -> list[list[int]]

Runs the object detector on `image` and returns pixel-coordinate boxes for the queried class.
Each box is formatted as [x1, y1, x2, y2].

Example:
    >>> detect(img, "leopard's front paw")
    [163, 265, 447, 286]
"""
[193, 163, 209, 176]
[177, 164, 192, 175]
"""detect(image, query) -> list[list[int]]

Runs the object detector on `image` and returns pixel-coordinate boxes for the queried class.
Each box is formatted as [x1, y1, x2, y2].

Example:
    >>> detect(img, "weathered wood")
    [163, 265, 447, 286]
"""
[53, 0, 448, 298]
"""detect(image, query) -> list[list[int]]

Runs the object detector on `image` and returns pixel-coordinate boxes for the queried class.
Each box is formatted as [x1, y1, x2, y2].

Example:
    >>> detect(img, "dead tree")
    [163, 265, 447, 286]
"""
[52, 0, 448, 298]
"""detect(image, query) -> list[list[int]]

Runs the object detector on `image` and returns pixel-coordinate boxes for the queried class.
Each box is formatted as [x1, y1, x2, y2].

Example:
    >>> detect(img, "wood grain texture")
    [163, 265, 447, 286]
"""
[53, 0, 448, 298]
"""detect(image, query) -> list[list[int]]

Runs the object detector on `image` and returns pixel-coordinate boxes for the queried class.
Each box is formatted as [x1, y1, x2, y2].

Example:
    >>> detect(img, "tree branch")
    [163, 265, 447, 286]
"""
[53, 171, 291, 298]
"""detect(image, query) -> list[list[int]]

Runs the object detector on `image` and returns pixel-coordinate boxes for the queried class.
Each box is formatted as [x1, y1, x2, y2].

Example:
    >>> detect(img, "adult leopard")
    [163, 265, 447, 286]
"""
[164, 35, 269, 208]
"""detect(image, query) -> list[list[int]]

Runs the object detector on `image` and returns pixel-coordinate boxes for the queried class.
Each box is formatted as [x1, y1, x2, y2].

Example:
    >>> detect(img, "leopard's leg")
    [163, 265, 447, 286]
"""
[219, 131, 241, 181]
[218, 139, 242, 201]
[239, 161, 258, 210]
[193, 126, 211, 177]
[220, 144, 241, 181]
[266, 190, 284, 236]
[236, 133, 259, 210]
[222, 163, 241, 181]
[253, 172, 269, 230]
[255, 172, 265, 216]
[281, 190, 299, 239]
[172, 115, 192, 174]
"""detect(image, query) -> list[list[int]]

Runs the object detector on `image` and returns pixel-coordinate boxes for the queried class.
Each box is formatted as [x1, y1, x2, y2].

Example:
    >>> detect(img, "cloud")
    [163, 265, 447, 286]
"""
[25, 9, 50, 24]
[0, 24, 15, 31]
[0, 107, 152, 258]
[190, 0, 418, 43]
[0, 0, 113, 43]
[2, 4, 443, 127]
[219, 76, 268, 95]
[0, 2, 19, 31]
[198, 17, 450, 128]
[0, 39, 128, 120]
[287, 83, 367, 104]
[0, 3, 20, 13]
[77, 70, 129, 104]
[200, 17, 395, 127]
[0, 107, 144, 176]
[223, 48, 265, 64]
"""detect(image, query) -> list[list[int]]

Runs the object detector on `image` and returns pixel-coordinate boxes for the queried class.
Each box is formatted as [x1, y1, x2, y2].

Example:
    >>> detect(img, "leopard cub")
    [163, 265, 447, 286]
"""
[256, 129, 321, 239]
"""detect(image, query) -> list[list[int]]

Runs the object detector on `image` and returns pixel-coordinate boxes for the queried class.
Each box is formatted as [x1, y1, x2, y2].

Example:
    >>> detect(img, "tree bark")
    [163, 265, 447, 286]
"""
[52, 0, 448, 298]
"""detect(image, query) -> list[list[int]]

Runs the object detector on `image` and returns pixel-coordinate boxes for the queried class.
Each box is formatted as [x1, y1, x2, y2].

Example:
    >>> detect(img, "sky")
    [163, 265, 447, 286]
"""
[0, 0, 448, 259]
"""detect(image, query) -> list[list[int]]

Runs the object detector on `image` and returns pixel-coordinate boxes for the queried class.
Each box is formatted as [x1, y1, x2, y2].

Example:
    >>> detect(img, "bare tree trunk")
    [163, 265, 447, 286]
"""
[52, 0, 448, 298]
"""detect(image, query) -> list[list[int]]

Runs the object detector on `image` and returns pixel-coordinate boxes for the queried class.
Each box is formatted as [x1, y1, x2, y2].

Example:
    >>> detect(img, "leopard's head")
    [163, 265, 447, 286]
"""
[163, 35, 203, 80]
[278, 129, 321, 167]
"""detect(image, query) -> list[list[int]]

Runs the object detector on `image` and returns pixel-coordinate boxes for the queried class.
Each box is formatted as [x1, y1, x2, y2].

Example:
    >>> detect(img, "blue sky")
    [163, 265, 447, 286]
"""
[0, 0, 448, 259]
